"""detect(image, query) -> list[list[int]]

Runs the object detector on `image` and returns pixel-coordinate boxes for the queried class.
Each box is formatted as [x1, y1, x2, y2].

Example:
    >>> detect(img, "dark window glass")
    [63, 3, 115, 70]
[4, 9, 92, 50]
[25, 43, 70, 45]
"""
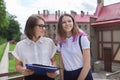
[53, 25, 56, 30]
[46, 25, 50, 30]
[53, 33, 56, 39]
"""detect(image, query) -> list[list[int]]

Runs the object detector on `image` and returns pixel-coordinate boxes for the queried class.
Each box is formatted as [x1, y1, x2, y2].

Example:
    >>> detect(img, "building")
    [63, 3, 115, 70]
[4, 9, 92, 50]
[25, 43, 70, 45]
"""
[38, 10, 95, 41]
[91, 0, 120, 72]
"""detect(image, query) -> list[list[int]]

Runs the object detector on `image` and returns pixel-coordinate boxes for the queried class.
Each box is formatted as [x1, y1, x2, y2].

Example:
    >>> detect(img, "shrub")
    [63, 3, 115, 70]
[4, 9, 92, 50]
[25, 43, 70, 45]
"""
[0, 37, 7, 45]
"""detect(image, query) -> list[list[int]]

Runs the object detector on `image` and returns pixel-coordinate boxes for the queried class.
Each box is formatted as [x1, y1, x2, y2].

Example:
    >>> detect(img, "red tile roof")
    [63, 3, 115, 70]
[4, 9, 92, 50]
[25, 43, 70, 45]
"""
[92, 2, 120, 26]
[39, 14, 94, 23]
[91, 18, 120, 25]
[40, 14, 58, 23]
[75, 15, 92, 23]
[97, 2, 120, 21]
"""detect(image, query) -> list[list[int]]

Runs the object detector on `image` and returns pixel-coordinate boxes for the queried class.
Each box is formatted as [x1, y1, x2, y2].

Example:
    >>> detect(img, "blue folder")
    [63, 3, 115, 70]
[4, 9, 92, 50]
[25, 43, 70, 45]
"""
[25, 64, 60, 75]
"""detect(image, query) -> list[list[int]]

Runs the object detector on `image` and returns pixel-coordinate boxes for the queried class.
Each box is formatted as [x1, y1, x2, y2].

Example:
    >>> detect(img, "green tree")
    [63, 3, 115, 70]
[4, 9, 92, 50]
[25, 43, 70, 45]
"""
[0, 0, 9, 38]
[7, 15, 21, 41]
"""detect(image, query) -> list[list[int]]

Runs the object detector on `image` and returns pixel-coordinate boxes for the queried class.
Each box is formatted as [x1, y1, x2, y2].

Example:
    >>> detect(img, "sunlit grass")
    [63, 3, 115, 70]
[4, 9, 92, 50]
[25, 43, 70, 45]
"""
[9, 57, 16, 72]
[9, 43, 16, 72]
[9, 44, 15, 51]
[0, 43, 7, 61]
[55, 54, 60, 67]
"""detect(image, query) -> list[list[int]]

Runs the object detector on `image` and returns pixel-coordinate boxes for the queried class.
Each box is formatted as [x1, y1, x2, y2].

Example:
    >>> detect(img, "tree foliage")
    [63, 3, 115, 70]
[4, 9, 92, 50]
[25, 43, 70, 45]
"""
[0, 0, 9, 28]
[7, 15, 22, 41]
[0, 0, 21, 43]
[0, 0, 9, 44]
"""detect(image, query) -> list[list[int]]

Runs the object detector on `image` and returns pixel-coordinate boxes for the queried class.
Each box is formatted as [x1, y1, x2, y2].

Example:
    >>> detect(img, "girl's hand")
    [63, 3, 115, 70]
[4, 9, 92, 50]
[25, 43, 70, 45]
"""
[22, 68, 34, 76]
[46, 71, 58, 78]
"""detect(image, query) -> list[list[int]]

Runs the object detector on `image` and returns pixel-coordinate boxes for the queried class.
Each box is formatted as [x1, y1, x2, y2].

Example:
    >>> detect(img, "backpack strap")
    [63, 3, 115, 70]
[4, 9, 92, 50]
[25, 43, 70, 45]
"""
[79, 35, 83, 54]
[79, 35, 93, 57]
[79, 35, 94, 71]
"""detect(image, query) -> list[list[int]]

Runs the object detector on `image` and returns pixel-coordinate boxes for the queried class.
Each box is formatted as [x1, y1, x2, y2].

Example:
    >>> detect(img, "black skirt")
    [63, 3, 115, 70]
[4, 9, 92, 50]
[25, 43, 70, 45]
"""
[64, 68, 93, 80]
[24, 74, 54, 80]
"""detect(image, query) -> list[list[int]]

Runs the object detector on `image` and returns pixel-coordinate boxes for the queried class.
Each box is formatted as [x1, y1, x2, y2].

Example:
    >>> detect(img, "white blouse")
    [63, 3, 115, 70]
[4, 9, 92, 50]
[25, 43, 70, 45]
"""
[12, 37, 56, 67]
[57, 35, 90, 71]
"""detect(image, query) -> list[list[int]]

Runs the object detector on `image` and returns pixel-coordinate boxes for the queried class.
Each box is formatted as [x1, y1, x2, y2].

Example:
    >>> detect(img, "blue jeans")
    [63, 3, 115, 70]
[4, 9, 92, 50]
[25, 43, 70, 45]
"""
[64, 68, 93, 80]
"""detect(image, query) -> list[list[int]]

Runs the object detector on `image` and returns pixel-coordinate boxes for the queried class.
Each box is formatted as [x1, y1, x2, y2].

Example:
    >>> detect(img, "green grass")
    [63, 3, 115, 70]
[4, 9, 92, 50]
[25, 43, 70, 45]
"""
[55, 54, 60, 66]
[0, 43, 7, 61]
[9, 44, 16, 72]
[9, 58, 16, 72]
[9, 58, 22, 77]
[9, 44, 15, 51]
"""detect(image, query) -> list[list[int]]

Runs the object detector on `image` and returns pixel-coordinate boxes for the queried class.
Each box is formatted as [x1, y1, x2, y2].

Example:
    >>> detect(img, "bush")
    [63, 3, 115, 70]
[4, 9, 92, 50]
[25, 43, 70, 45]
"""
[0, 37, 7, 45]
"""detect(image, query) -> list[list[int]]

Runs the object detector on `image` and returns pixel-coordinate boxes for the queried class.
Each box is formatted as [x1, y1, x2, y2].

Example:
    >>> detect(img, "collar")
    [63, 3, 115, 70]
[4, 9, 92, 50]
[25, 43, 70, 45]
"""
[66, 36, 73, 40]
[25, 37, 45, 45]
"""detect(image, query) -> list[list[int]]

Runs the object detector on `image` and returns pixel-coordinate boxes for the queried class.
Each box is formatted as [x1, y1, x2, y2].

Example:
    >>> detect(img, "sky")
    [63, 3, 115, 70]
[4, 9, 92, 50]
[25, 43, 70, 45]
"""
[4, 0, 120, 33]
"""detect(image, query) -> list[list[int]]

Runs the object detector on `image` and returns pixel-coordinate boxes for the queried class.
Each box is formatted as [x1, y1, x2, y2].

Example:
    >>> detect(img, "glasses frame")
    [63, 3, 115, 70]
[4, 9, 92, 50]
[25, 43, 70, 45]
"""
[37, 24, 46, 29]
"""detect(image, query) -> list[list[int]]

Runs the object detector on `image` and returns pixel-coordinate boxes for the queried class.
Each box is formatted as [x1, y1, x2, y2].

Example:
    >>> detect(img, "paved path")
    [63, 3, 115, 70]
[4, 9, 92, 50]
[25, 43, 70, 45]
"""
[0, 42, 9, 80]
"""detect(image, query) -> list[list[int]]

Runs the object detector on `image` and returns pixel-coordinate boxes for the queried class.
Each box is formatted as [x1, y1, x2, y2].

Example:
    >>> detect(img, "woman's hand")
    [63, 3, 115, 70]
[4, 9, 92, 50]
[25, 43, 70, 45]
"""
[46, 71, 58, 78]
[22, 68, 34, 76]
[15, 59, 34, 76]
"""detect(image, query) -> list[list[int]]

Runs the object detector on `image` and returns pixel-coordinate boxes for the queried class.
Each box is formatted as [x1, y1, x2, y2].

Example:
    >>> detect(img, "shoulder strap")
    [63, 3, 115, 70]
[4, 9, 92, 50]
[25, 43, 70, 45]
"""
[79, 35, 92, 57]
[79, 35, 83, 54]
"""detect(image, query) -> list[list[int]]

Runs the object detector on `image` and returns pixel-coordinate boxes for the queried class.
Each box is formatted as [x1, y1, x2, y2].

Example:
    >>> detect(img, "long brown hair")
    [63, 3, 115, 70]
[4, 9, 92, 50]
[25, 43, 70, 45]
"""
[57, 14, 80, 41]
[24, 14, 45, 40]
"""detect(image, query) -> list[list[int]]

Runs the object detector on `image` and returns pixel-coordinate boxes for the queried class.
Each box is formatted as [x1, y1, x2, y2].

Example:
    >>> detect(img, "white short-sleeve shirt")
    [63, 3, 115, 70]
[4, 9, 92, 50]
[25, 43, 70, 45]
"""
[12, 37, 56, 67]
[57, 35, 90, 71]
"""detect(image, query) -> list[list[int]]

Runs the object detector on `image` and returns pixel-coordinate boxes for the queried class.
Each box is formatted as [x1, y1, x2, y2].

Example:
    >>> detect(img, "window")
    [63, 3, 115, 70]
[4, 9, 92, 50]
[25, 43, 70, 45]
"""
[53, 33, 56, 39]
[52, 25, 56, 30]
[84, 25, 87, 30]
[78, 25, 81, 28]
[45, 25, 50, 30]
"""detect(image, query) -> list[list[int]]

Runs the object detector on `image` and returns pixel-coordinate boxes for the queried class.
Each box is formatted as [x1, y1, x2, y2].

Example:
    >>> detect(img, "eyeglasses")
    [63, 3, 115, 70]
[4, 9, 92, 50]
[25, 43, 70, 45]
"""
[37, 24, 46, 29]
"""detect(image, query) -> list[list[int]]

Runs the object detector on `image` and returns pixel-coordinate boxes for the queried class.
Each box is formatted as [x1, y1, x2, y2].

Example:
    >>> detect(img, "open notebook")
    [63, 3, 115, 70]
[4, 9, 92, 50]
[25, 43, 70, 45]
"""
[26, 64, 60, 75]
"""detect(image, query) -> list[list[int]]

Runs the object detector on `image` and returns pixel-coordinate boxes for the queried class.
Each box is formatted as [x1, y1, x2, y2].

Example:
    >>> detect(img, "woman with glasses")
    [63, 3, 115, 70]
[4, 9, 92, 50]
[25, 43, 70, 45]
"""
[12, 14, 57, 80]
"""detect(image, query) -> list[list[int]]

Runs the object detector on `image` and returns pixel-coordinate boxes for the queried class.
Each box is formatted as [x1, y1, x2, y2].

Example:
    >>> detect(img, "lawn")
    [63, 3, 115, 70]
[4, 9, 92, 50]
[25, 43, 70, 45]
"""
[9, 43, 22, 77]
[9, 44, 16, 72]
[55, 54, 60, 66]
[9, 44, 15, 51]
[9, 57, 16, 72]
[0, 43, 7, 61]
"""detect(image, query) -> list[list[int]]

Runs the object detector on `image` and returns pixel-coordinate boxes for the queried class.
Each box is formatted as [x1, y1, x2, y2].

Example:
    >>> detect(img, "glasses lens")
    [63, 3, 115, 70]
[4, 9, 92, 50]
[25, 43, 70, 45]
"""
[38, 24, 46, 28]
